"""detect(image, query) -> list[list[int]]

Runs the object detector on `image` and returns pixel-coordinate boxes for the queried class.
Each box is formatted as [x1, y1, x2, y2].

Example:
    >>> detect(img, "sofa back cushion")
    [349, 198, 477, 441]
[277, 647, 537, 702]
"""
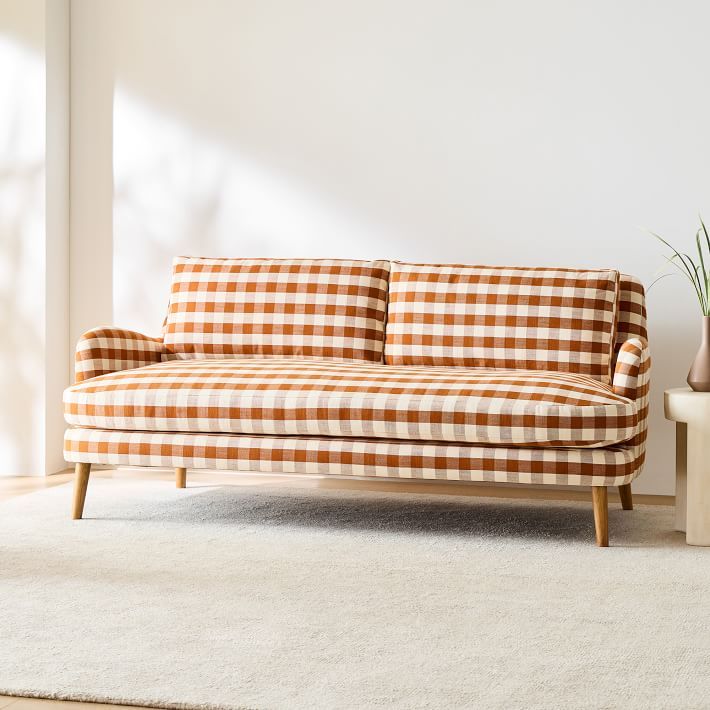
[163, 257, 391, 362]
[384, 262, 620, 383]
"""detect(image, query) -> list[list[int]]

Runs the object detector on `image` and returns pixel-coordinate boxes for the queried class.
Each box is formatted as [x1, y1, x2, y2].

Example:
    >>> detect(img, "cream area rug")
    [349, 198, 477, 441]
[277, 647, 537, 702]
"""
[1, 476, 709, 710]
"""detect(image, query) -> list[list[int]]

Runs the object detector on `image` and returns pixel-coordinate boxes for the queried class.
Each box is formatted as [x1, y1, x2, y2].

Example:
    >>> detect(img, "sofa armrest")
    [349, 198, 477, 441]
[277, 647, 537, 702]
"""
[75, 327, 165, 383]
[612, 337, 650, 401]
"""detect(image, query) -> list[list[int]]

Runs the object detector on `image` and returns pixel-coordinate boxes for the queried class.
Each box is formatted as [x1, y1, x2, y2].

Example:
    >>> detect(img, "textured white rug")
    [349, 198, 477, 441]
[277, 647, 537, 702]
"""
[0, 477, 709, 710]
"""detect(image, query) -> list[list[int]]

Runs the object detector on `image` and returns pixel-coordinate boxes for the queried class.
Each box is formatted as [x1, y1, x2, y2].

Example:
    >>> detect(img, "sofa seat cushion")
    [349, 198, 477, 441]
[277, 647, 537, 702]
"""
[64, 359, 637, 448]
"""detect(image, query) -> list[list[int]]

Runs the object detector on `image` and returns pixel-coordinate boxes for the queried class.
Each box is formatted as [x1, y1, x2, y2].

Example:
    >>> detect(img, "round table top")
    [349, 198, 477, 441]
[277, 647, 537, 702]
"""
[665, 387, 710, 423]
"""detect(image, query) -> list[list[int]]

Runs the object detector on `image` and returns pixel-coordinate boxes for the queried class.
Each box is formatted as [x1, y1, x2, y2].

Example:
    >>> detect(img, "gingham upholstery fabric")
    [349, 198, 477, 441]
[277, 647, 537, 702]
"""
[612, 338, 647, 400]
[612, 275, 650, 440]
[384, 263, 620, 383]
[615, 274, 648, 350]
[63, 429, 642, 486]
[606, 275, 650, 481]
[65, 267, 650, 488]
[162, 257, 390, 363]
[75, 328, 165, 384]
[64, 358, 638, 448]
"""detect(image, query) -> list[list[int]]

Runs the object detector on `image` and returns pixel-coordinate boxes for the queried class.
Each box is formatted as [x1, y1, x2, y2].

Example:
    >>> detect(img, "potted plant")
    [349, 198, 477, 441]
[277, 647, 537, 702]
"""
[651, 217, 710, 391]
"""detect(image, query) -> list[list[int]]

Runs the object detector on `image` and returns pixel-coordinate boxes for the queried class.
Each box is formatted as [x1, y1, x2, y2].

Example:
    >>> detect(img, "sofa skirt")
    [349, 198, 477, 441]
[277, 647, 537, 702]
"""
[64, 428, 643, 487]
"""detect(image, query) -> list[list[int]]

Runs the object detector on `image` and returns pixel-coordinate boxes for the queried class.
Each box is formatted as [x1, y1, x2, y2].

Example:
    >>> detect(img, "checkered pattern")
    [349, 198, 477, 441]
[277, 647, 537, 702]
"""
[63, 428, 642, 486]
[612, 338, 647, 400]
[64, 358, 639, 448]
[612, 342, 648, 489]
[162, 257, 390, 363]
[65, 266, 650, 491]
[385, 263, 620, 383]
[612, 277, 650, 446]
[615, 274, 648, 348]
[75, 328, 165, 384]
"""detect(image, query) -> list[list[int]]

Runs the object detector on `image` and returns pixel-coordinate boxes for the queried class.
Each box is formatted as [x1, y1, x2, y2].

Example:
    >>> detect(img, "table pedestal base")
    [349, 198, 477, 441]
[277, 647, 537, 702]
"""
[666, 390, 710, 546]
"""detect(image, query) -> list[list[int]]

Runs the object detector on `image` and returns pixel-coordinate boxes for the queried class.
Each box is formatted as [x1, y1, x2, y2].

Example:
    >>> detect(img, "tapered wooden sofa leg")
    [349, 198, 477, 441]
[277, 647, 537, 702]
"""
[175, 467, 187, 489]
[592, 486, 609, 547]
[72, 463, 92, 520]
[618, 483, 633, 510]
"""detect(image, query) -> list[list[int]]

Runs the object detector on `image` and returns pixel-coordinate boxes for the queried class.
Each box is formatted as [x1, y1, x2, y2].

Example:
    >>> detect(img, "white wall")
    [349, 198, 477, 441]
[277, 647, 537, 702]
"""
[45, 0, 71, 475]
[69, 0, 113, 349]
[70, 0, 710, 495]
[0, 0, 70, 475]
[0, 0, 71, 476]
[0, 0, 46, 475]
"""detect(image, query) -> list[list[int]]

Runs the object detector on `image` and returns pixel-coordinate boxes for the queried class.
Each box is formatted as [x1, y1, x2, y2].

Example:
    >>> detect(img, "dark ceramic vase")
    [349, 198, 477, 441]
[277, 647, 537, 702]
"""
[687, 316, 710, 392]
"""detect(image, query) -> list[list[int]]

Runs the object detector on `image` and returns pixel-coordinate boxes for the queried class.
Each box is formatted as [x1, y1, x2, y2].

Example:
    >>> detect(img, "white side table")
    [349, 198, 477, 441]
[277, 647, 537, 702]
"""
[664, 387, 710, 546]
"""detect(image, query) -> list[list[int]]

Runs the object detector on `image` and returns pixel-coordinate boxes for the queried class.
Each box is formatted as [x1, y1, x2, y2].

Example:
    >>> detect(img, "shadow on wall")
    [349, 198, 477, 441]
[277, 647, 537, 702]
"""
[112, 89, 397, 334]
[109, 81, 698, 499]
[90, 0, 710, 496]
[0, 35, 45, 474]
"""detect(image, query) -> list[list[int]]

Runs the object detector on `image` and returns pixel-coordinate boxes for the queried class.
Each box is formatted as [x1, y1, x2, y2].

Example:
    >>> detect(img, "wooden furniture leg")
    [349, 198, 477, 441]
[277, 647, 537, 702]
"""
[592, 486, 609, 547]
[618, 483, 633, 510]
[72, 462, 92, 520]
[176, 467, 187, 489]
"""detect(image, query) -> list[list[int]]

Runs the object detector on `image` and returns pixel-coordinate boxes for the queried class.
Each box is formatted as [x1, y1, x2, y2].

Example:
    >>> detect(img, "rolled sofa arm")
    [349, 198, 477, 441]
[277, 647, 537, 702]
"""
[612, 337, 650, 400]
[75, 327, 165, 383]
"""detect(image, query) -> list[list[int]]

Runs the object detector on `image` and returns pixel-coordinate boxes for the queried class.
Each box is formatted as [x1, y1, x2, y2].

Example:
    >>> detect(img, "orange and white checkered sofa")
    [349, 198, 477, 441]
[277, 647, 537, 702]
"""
[63, 258, 650, 546]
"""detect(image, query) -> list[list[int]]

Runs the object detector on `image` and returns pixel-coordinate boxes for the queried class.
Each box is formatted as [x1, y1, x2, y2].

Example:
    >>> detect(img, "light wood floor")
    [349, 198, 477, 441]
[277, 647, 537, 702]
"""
[0, 699, 147, 710]
[0, 468, 673, 709]
[0, 466, 674, 505]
